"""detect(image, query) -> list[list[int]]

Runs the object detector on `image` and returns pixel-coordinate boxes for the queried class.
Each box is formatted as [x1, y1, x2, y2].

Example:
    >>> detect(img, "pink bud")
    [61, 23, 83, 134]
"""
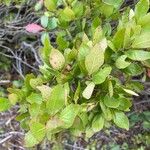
[147, 69, 150, 78]
[25, 23, 44, 33]
[39, 0, 43, 4]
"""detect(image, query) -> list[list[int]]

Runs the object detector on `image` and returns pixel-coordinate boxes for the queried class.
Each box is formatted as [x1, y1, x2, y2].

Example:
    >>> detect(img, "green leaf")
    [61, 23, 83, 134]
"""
[30, 122, 46, 142]
[8, 93, 18, 105]
[29, 103, 40, 117]
[59, 104, 80, 128]
[79, 113, 89, 127]
[135, 0, 149, 19]
[25, 131, 38, 147]
[100, 3, 114, 17]
[112, 28, 125, 50]
[117, 97, 132, 111]
[108, 80, 113, 97]
[44, 0, 57, 11]
[74, 82, 81, 104]
[36, 85, 52, 101]
[46, 116, 64, 134]
[26, 93, 43, 104]
[78, 44, 90, 73]
[92, 66, 112, 84]
[49, 49, 65, 70]
[123, 88, 139, 96]
[72, 1, 84, 17]
[30, 77, 44, 89]
[47, 17, 58, 30]
[93, 26, 103, 44]
[132, 32, 150, 48]
[24, 74, 35, 91]
[104, 96, 120, 108]
[41, 15, 49, 28]
[0, 97, 10, 112]
[59, 7, 75, 22]
[82, 82, 95, 99]
[113, 111, 129, 130]
[46, 85, 65, 115]
[123, 26, 131, 48]
[123, 63, 143, 76]
[41, 32, 52, 64]
[85, 44, 104, 75]
[125, 50, 150, 61]
[115, 55, 131, 69]
[100, 101, 112, 121]
[138, 13, 150, 26]
[56, 35, 69, 50]
[92, 115, 104, 132]
[35, 1, 43, 11]
[102, 0, 123, 8]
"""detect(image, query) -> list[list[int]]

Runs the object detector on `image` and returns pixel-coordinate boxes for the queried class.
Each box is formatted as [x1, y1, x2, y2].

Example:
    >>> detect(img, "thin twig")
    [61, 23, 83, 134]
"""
[0, 135, 12, 145]
[0, 80, 10, 85]
[135, 100, 150, 105]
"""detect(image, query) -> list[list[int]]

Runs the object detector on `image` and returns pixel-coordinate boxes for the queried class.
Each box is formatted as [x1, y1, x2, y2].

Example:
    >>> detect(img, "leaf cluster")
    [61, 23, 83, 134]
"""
[0, 0, 150, 148]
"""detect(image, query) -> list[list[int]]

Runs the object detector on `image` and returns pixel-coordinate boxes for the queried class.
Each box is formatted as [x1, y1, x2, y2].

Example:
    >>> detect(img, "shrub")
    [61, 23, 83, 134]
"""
[0, 0, 150, 148]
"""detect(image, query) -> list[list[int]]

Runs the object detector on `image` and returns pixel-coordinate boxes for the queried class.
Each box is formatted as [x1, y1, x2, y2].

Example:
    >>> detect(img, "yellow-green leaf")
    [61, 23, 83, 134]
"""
[44, 0, 57, 11]
[135, 0, 149, 19]
[126, 50, 150, 61]
[59, 7, 75, 22]
[113, 111, 129, 130]
[0, 97, 11, 112]
[92, 115, 104, 132]
[30, 122, 46, 142]
[92, 66, 112, 84]
[123, 88, 139, 96]
[59, 104, 80, 128]
[46, 85, 65, 115]
[132, 32, 150, 48]
[85, 44, 104, 75]
[115, 55, 131, 69]
[49, 49, 65, 70]
[25, 131, 38, 147]
[82, 82, 95, 99]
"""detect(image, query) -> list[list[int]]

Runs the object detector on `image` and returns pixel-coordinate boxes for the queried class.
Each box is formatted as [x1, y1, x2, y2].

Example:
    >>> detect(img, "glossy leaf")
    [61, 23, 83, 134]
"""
[46, 85, 65, 115]
[59, 104, 80, 128]
[123, 88, 139, 96]
[30, 122, 46, 142]
[123, 63, 143, 76]
[132, 32, 150, 48]
[102, 0, 123, 8]
[82, 82, 95, 99]
[92, 66, 112, 84]
[115, 55, 131, 69]
[25, 131, 38, 147]
[108, 80, 113, 97]
[92, 115, 104, 132]
[26, 93, 43, 104]
[100, 101, 112, 121]
[126, 50, 150, 61]
[135, 0, 149, 19]
[36, 85, 52, 100]
[113, 111, 129, 130]
[46, 116, 64, 134]
[74, 82, 81, 103]
[85, 44, 104, 75]
[44, 0, 57, 11]
[59, 7, 75, 22]
[41, 15, 49, 28]
[104, 96, 120, 108]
